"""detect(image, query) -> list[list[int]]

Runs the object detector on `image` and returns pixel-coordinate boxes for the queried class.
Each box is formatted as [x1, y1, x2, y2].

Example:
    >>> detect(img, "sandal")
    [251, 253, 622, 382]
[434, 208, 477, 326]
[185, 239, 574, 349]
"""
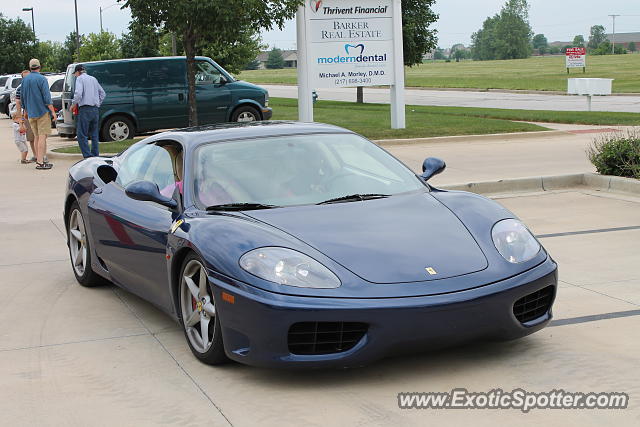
[35, 162, 53, 170]
[21, 159, 34, 164]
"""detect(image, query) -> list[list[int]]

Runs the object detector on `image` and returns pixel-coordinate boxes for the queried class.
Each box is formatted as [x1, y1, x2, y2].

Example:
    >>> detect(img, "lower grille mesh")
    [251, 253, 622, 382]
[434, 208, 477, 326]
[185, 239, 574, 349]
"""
[288, 322, 368, 355]
[513, 285, 554, 323]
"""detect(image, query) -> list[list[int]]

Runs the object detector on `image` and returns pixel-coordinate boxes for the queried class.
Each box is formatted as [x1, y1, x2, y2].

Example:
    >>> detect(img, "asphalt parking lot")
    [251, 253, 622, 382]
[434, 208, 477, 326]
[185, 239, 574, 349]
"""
[1, 119, 638, 426]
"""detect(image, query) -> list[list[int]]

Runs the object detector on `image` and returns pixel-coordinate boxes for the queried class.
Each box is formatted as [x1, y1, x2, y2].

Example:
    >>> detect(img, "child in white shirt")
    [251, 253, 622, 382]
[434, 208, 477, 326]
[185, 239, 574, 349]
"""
[12, 113, 31, 164]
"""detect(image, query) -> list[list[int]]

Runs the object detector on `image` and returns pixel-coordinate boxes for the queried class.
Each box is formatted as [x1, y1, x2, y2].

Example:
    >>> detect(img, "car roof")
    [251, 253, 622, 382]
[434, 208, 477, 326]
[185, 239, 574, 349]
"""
[69, 56, 212, 68]
[146, 121, 354, 146]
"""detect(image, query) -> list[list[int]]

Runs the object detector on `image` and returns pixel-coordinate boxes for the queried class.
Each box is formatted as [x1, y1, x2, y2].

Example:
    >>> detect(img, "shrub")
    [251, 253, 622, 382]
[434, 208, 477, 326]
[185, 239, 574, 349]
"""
[588, 131, 640, 179]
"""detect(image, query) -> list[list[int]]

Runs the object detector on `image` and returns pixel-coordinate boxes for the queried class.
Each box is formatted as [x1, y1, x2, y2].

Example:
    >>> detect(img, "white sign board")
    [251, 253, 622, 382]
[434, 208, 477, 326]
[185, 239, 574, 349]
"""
[565, 47, 586, 68]
[296, 0, 405, 128]
[305, 0, 395, 88]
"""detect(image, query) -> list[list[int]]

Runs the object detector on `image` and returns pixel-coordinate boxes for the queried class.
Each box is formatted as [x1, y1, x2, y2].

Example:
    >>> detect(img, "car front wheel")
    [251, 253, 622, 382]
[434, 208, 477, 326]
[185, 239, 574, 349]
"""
[231, 105, 260, 122]
[179, 254, 227, 365]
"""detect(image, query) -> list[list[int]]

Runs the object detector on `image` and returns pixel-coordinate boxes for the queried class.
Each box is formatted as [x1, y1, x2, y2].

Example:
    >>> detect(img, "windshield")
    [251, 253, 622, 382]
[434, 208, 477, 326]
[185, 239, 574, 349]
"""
[11, 78, 22, 88]
[193, 133, 425, 208]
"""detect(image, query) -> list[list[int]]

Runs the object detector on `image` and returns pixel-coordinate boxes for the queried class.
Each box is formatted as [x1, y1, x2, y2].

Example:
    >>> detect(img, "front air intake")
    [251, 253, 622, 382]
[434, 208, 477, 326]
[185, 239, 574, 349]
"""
[288, 322, 368, 355]
[513, 285, 555, 324]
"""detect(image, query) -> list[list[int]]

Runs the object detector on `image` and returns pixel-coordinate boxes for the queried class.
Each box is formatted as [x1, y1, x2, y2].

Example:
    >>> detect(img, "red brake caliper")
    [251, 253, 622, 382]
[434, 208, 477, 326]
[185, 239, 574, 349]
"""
[191, 296, 197, 311]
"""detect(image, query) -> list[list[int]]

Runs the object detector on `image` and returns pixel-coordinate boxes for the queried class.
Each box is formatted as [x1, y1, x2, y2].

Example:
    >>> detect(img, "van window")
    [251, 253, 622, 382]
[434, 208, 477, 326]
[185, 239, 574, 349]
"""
[90, 62, 130, 88]
[50, 78, 64, 92]
[135, 60, 186, 87]
[195, 61, 222, 85]
[11, 78, 22, 88]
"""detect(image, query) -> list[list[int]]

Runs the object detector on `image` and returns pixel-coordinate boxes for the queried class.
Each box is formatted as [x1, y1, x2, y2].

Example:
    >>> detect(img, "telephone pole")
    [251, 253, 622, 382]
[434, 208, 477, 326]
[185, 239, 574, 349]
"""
[609, 14, 620, 54]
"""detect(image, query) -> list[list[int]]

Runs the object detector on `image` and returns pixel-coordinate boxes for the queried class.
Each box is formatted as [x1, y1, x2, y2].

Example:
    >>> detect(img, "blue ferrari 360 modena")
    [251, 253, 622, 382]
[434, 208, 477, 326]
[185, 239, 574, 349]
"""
[64, 121, 557, 368]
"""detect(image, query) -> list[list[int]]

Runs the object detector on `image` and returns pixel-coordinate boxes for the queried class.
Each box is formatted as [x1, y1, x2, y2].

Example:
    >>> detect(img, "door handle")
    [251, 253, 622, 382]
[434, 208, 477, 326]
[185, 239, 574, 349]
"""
[178, 93, 184, 102]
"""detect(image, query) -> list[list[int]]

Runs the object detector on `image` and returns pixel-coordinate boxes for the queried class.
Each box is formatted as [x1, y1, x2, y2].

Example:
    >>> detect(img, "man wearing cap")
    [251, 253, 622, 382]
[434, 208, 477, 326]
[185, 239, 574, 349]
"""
[20, 58, 56, 170]
[71, 64, 106, 158]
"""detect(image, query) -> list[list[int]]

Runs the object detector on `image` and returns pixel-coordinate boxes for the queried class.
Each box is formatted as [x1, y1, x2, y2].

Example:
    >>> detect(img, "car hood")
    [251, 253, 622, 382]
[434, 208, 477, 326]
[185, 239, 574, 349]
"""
[244, 192, 488, 284]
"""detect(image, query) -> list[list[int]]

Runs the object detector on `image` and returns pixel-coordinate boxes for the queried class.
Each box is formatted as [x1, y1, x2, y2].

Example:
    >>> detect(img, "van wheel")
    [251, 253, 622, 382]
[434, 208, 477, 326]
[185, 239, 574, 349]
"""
[231, 106, 260, 122]
[101, 116, 135, 141]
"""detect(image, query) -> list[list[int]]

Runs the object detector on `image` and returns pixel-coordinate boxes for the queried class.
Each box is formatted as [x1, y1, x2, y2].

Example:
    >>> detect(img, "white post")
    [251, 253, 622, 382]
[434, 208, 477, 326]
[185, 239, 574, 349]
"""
[296, 6, 313, 122]
[390, 0, 405, 129]
[587, 95, 592, 111]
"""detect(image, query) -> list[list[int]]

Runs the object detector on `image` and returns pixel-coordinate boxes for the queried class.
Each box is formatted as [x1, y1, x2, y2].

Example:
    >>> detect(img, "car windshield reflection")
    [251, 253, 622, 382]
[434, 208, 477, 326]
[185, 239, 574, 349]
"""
[193, 133, 426, 208]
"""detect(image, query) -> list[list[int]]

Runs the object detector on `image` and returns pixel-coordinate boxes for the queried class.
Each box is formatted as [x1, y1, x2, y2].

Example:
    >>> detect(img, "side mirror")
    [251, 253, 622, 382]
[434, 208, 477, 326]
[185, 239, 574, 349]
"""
[219, 75, 228, 85]
[125, 180, 178, 209]
[420, 157, 446, 181]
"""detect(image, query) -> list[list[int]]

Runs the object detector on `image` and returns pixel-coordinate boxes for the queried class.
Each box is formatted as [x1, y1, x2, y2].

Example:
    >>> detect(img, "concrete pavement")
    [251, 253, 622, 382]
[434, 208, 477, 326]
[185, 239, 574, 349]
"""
[262, 84, 640, 113]
[1, 116, 639, 426]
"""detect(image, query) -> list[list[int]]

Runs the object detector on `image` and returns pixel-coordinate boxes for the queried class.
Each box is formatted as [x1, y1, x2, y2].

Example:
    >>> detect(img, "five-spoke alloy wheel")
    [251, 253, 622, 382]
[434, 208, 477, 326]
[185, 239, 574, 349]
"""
[67, 201, 103, 287]
[179, 254, 227, 364]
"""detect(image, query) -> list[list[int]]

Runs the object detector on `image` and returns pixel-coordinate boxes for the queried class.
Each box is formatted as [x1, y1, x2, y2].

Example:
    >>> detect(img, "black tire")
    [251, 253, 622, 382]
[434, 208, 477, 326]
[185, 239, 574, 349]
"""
[179, 253, 228, 365]
[67, 201, 105, 287]
[2, 102, 8, 117]
[67, 133, 77, 139]
[231, 105, 261, 122]
[100, 115, 135, 142]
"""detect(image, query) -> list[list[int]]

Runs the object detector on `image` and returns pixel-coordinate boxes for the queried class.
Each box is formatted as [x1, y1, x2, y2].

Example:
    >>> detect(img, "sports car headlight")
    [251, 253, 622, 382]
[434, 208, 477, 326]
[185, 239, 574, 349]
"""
[492, 219, 540, 263]
[239, 247, 341, 288]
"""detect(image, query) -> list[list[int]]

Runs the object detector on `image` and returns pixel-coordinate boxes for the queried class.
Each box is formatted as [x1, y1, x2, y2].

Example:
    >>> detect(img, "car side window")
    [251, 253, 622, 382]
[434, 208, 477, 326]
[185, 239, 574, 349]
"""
[195, 61, 222, 85]
[116, 142, 181, 199]
[115, 144, 156, 188]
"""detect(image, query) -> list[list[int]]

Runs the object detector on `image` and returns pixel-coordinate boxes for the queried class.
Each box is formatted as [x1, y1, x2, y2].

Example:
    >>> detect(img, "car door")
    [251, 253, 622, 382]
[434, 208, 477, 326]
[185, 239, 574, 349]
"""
[87, 141, 182, 309]
[195, 60, 231, 124]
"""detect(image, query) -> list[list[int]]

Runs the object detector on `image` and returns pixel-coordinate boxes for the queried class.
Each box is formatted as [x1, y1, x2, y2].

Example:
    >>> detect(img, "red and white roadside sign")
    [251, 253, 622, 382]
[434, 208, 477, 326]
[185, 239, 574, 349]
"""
[566, 47, 586, 68]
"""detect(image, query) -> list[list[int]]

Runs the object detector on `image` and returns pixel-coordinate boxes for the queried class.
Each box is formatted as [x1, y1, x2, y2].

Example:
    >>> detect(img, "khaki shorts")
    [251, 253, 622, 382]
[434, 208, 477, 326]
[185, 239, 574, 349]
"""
[28, 113, 52, 137]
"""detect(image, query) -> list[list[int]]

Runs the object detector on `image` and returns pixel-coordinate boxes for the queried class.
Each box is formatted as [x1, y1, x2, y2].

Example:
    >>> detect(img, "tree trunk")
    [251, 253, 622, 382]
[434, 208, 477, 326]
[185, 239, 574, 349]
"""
[184, 24, 198, 127]
[356, 86, 363, 103]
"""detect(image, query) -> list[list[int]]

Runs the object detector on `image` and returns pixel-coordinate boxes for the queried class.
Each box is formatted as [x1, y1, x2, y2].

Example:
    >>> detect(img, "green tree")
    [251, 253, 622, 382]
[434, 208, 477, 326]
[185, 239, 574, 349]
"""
[121, 0, 301, 126]
[121, 21, 160, 58]
[37, 41, 68, 72]
[266, 47, 285, 69]
[452, 48, 466, 62]
[572, 35, 585, 47]
[200, 29, 265, 74]
[588, 25, 606, 50]
[532, 33, 548, 54]
[628, 42, 636, 53]
[244, 58, 261, 70]
[62, 31, 81, 65]
[77, 32, 122, 62]
[471, 0, 532, 60]
[549, 45, 560, 55]
[401, 0, 438, 66]
[0, 14, 37, 74]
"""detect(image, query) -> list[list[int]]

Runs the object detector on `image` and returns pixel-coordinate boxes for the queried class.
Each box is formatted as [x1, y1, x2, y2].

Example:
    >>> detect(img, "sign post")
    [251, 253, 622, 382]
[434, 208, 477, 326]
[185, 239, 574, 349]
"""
[566, 47, 586, 74]
[296, 0, 405, 128]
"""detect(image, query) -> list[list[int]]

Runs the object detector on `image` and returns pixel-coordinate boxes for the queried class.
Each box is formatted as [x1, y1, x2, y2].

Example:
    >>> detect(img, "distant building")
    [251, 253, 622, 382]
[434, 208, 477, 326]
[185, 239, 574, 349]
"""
[255, 50, 298, 69]
[606, 32, 640, 48]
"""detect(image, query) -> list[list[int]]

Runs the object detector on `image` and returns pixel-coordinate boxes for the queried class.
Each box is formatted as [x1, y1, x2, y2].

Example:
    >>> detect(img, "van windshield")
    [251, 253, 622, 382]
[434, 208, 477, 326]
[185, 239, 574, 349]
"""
[64, 65, 76, 92]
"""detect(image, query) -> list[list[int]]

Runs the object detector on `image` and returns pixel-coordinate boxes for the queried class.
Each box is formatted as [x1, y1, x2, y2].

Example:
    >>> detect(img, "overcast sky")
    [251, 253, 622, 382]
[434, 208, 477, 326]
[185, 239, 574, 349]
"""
[1, 1, 638, 50]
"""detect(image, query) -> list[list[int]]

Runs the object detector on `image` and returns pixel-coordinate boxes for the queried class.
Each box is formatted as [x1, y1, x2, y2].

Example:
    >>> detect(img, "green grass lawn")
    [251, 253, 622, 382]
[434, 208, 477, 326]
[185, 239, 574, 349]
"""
[54, 138, 142, 154]
[236, 54, 640, 93]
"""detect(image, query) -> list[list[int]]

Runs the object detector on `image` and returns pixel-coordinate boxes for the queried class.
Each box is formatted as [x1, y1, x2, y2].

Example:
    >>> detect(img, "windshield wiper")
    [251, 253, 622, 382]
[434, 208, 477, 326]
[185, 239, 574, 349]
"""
[317, 193, 390, 205]
[206, 203, 279, 211]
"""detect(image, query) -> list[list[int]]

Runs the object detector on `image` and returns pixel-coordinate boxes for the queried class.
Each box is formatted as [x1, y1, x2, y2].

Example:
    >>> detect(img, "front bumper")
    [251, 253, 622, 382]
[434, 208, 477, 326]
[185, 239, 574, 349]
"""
[210, 257, 557, 368]
[261, 107, 273, 120]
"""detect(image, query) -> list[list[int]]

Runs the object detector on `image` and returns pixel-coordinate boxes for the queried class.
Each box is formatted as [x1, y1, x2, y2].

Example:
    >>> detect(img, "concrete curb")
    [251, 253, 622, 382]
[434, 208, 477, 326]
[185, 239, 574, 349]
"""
[440, 173, 640, 196]
[374, 130, 568, 146]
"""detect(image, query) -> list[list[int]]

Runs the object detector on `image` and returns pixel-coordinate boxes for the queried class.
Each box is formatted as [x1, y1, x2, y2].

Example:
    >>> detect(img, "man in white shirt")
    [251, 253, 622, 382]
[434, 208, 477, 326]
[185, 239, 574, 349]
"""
[71, 64, 106, 158]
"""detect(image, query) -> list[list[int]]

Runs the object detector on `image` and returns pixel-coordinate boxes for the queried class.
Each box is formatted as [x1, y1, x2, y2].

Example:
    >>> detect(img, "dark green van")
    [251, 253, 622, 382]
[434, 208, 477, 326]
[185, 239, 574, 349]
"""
[57, 56, 272, 141]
